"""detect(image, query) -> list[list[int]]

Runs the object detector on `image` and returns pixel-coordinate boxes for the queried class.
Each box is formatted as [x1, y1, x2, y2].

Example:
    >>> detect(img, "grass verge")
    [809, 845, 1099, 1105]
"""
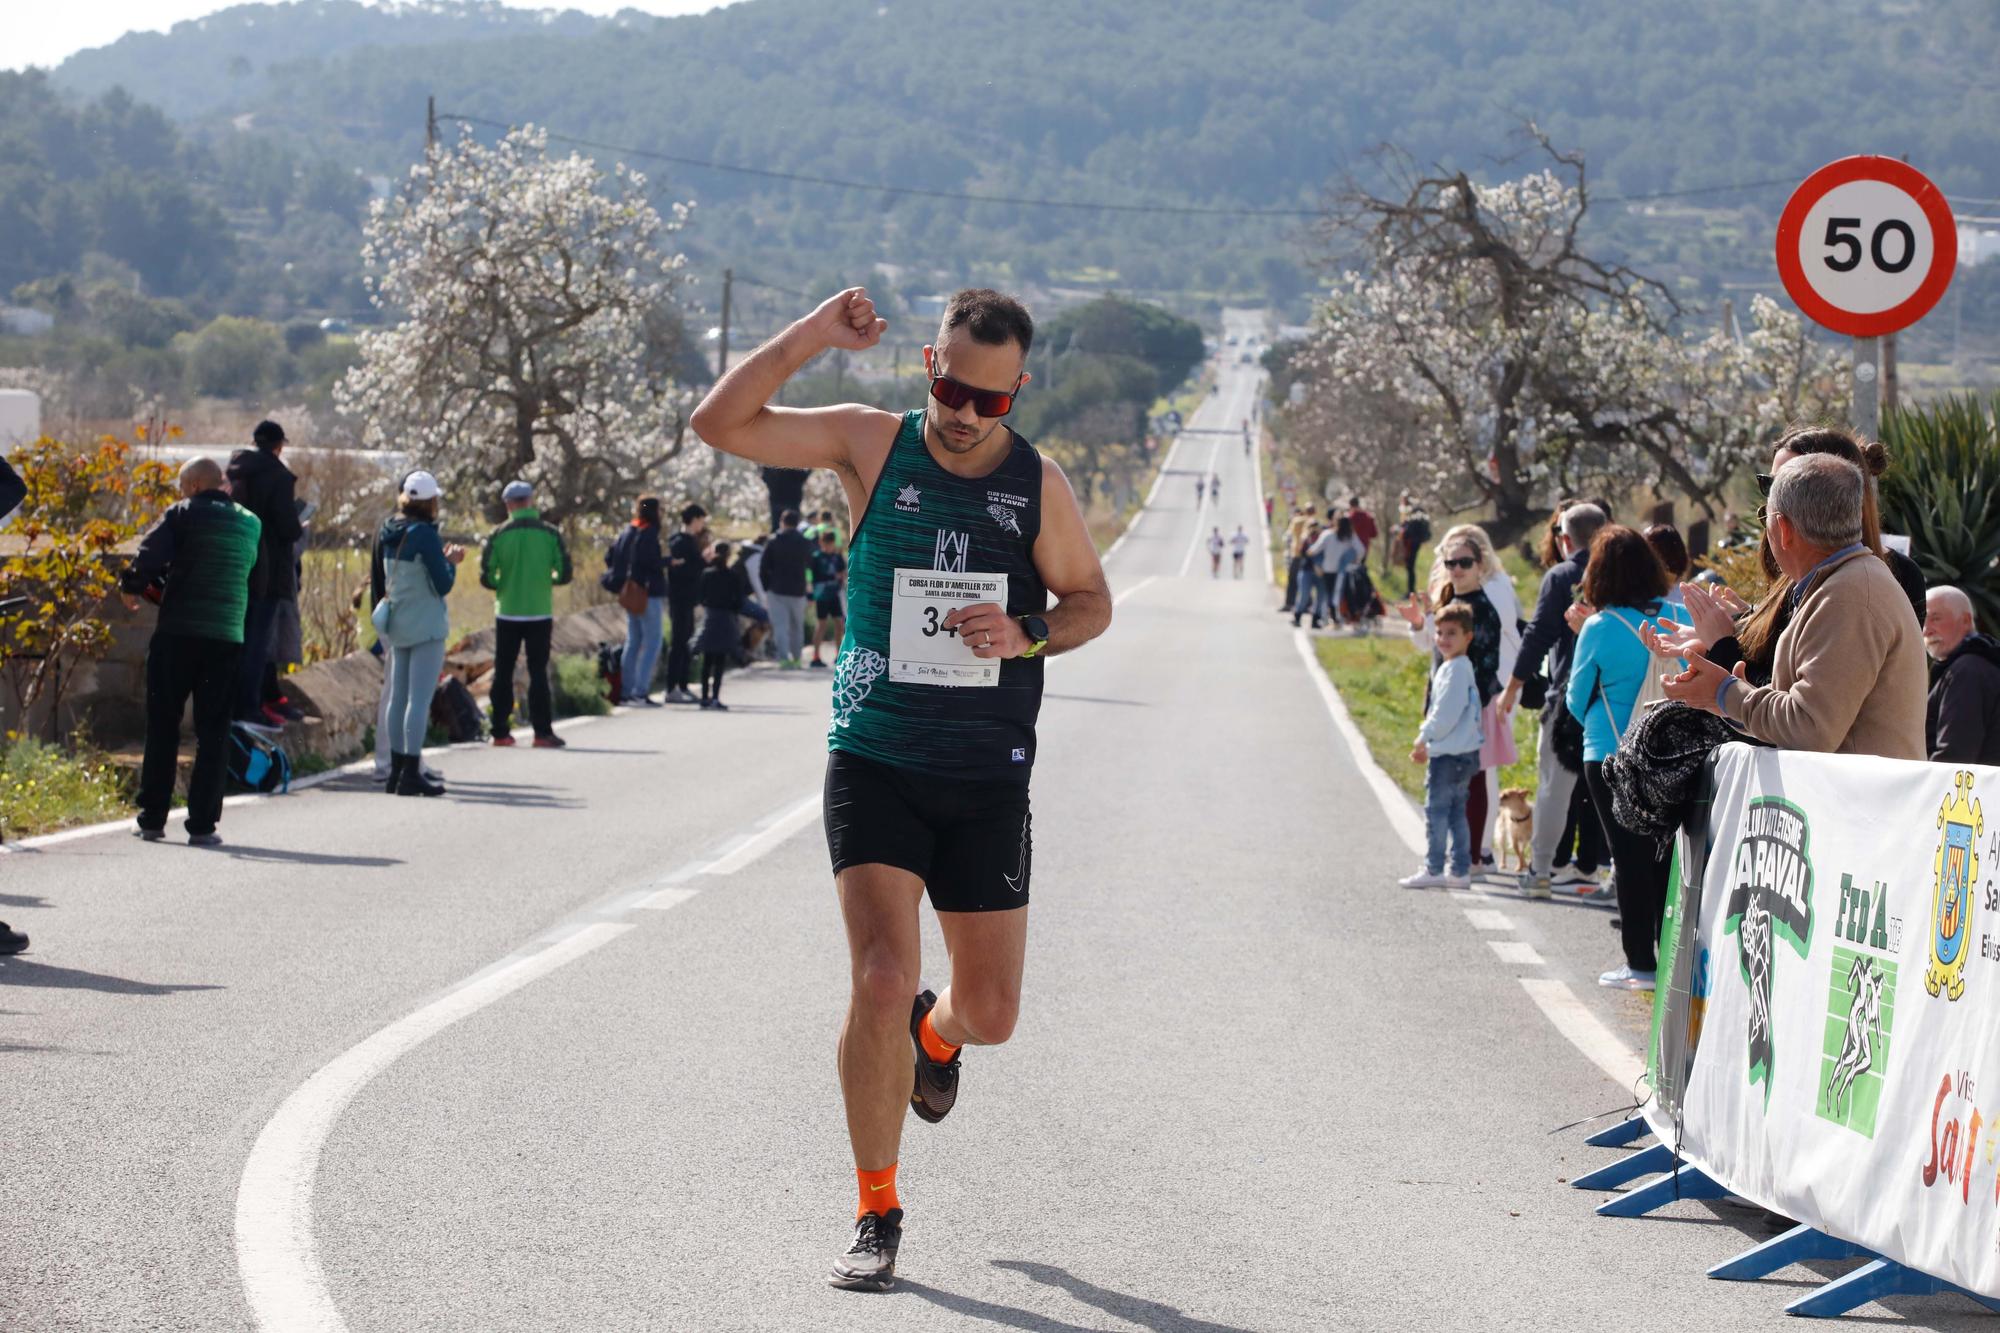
[1310, 631, 1539, 803]
[0, 738, 134, 839]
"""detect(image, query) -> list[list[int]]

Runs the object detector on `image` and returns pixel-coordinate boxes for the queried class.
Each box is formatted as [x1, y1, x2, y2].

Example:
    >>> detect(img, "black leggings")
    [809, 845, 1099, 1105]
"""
[701, 652, 727, 702]
[1584, 760, 1669, 972]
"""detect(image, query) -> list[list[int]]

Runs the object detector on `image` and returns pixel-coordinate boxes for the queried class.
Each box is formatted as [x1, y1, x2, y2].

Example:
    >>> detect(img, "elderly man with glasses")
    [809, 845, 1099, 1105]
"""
[1661, 454, 1926, 759]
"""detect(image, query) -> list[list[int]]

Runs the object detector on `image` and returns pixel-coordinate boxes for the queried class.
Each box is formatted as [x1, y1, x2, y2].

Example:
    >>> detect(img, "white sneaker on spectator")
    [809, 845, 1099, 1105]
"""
[1521, 875, 1553, 900]
[1552, 867, 1601, 890]
[1440, 872, 1472, 890]
[1397, 868, 1452, 889]
[1598, 966, 1656, 991]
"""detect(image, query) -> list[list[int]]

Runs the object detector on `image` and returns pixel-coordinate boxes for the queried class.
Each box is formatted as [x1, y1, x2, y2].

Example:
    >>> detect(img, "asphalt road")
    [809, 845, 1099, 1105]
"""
[4, 311, 1990, 1330]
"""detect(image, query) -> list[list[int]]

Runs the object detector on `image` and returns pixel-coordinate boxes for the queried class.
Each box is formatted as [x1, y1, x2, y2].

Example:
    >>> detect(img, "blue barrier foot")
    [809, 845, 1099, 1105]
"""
[1784, 1257, 2000, 1318]
[1572, 1142, 1676, 1192]
[1596, 1165, 1728, 1218]
[1709, 1224, 1871, 1281]
[1584, 1116, 1652, 1149]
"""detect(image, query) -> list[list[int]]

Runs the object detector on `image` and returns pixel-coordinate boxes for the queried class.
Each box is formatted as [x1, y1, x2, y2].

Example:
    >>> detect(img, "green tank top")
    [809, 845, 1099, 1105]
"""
[828, 410, 1048, 781]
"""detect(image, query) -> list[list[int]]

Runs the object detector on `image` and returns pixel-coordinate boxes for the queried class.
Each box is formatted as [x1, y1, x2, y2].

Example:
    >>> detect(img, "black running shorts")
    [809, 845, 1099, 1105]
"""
[824, 750, 1032, 913]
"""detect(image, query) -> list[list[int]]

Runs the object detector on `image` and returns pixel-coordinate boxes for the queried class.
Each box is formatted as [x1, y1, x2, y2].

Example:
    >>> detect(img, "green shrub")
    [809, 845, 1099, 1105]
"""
[552, 653, 611, 717]
[0, 738, 133, 839]
[1880, 393, 2000, 632]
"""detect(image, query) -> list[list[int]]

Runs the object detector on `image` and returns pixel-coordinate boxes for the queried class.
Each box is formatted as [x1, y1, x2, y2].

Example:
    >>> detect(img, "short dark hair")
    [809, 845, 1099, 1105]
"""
[780, 508, 801, 528]
[1582, 525, 1670, 610]
[635, 495, 660, 525]
[818, 529, 837, 542]
[1435, 603, 1475, 633]
[939, 288, 1034, 354]
[1348, 495, 1362, 508]
[253, 419, 286, 449]
[681, 503, 707, 524]
[711, 540, 732, 563]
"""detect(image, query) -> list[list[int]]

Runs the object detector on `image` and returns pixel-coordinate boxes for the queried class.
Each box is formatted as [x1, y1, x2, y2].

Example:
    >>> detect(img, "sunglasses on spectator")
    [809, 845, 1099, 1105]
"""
[929, 369, 1020, 418]
[1443, 556, 1479, 571]
[1756, 471, 1774, 496]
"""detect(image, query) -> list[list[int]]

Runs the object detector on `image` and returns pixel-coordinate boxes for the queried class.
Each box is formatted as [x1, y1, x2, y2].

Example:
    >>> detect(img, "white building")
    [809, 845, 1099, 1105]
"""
[0, 389, 39, 448]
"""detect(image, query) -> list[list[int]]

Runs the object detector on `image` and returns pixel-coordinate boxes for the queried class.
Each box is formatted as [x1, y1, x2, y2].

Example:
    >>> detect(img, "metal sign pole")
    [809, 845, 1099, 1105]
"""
[1850, 336, 1880, 439]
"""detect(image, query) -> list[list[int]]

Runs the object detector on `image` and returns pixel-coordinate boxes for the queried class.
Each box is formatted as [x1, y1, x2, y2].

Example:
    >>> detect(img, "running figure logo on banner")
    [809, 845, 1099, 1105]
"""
[1927, 772, 1980, 1002]
[1725, 797, 1817, 1105]
[1819, 874, 1902, 1138]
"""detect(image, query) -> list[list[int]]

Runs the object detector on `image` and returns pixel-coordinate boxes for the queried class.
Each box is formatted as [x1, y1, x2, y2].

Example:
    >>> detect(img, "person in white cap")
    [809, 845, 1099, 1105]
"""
[480, 479, 572, 747]
[368, 470, 464, 796]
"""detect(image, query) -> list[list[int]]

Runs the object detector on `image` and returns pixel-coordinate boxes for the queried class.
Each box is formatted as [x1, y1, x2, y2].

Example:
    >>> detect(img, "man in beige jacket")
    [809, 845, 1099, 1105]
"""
[1662, 454, 1926, 759]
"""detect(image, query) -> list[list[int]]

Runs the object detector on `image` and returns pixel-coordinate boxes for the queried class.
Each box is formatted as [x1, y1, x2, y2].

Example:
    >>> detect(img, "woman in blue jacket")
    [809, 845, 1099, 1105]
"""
[613, 496, 669, 705]
[371, 471, 463, 796]
[1564, 524, 1679, 991]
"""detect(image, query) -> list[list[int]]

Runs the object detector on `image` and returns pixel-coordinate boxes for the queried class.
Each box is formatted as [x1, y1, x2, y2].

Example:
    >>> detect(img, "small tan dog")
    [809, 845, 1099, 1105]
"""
[1495, 787, 1534, 872]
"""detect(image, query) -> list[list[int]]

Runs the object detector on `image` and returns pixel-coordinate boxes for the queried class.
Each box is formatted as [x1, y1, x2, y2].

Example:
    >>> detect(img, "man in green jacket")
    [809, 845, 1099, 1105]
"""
[480, 480, 573, 747]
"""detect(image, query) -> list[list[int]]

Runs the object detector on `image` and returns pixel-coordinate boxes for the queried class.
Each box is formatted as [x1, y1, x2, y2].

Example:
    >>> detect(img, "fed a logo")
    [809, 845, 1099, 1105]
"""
[1724, 797, 1815, 1105]
[1927, 771, 1980, 1002]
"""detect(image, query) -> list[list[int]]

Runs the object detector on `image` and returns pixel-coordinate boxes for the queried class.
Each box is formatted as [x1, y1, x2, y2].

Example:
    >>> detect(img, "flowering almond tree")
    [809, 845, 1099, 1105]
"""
[1286, 137, 1842, 540]
[339, 126, 755, 522]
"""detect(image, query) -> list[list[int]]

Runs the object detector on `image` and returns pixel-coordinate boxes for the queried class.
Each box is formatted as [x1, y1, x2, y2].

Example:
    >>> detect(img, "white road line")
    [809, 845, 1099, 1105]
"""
[1176, 435, 1225, 578]
[234, 787, 818, 1333]
[236, 920, 632, 1333]
[1113, 575, 1157, 607]
[1290, 628, 1425, 855]
[1520, 978, 1649, 1090]
[1488, 940, 1546, 965]
[1464, 909, 1516, 931]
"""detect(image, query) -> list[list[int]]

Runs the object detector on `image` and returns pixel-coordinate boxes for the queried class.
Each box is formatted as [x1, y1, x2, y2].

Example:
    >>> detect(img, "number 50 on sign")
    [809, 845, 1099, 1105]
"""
[1776, 155, 1957, 339]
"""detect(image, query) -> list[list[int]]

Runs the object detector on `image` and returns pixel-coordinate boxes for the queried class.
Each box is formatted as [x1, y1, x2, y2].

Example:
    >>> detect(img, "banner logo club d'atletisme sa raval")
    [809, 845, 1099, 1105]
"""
[1725, 797, 1815, 1106]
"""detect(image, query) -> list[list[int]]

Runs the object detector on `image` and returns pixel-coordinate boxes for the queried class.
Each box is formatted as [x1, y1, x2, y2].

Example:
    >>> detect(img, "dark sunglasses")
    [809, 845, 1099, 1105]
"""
[1756, 472, 1774, 496]
[1443, 556, 1479, 571]
[929, 368, 1019, 418]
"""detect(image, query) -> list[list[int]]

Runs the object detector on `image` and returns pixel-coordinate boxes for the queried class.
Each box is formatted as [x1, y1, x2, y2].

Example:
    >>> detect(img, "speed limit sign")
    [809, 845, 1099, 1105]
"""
[1775, 156, 1956, 337]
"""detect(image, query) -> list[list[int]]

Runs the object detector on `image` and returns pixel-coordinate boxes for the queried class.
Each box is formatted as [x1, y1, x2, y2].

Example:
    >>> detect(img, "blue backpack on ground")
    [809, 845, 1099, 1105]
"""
[228, 723, 292, 794]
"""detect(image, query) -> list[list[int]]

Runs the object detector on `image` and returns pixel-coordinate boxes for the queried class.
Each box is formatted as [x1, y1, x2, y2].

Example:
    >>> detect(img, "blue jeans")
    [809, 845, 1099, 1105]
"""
[622, 596, 666, 699]
[386, 637, 447, 754]
[1424, 751, 1480, 876]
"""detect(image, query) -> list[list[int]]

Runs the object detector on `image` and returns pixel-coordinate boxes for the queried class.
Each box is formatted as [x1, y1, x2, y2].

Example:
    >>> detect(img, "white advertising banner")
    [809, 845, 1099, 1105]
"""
[1659, 743, 2000, 1296]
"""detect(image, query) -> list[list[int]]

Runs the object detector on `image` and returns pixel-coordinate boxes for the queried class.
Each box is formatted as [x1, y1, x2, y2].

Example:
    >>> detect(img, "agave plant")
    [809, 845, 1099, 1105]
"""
[1878, 393, 2000, 632]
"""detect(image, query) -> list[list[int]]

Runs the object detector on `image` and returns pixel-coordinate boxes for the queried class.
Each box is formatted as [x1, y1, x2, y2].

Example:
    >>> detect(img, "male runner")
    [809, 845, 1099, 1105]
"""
[1195, 475, 1206, 504]
[1207, 527, 1225, 577]
[1210, 472, 1221, 505]
[1229, 525, 1250, 579]
[692, 287, 1112, 1292]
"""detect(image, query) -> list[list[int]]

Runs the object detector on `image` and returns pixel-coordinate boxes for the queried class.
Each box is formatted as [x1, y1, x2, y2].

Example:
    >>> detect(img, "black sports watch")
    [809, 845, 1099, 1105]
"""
[1019, 614, 1051, 658]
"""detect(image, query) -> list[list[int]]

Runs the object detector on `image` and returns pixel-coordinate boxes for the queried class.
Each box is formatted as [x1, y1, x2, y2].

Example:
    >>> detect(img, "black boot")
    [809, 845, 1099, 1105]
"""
[383, 753, 405, 794]
[392, 752, 445, 798]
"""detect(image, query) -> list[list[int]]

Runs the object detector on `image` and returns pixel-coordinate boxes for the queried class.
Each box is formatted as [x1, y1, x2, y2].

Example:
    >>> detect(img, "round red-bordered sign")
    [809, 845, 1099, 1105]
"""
[1775, 156, 1956, 337]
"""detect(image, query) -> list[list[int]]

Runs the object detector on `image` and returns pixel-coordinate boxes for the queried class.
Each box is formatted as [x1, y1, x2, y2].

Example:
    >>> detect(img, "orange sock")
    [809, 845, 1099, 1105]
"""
[857, 1163, 900, 1217]
[918, 1010, 960, 1064]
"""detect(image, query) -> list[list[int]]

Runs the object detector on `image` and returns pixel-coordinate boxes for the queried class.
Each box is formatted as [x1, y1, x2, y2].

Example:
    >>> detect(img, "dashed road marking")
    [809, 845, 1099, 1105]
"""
[1489, 940, 1545, 965]
[1464, 909, 1516, 932]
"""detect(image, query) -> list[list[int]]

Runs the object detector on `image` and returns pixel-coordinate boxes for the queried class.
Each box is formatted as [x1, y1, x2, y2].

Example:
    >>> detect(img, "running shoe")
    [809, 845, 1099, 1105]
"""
[1397, 868, 1452, 889]
[827, 1208, 902, 1292]
[1521, 875, 1553, 900]
[810, 658, 828, 669]
[492, 733, 516, 747]
[532, 734, 567, 749]
[909, 990, 960, 1124]
[1552, 867, 1602, 891]
[188, 832, 223, 848]
[135, 826, 166, 843]
[1598, 966, 1656, 991]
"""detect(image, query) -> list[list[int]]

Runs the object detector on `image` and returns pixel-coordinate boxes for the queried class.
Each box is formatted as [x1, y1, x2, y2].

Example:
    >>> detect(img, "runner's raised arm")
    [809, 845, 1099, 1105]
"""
[690, 287, 899, 475]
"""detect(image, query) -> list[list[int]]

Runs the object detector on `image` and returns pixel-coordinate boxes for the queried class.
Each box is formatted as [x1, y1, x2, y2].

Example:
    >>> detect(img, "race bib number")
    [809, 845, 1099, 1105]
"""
[889, 568, 1008, 687]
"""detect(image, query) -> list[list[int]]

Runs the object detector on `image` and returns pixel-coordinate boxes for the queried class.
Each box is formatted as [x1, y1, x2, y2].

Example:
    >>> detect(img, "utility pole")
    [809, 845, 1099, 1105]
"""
[426, 95, 437, 159]
[1881, 327, 1900, 423]
[717, 267, 733, 377]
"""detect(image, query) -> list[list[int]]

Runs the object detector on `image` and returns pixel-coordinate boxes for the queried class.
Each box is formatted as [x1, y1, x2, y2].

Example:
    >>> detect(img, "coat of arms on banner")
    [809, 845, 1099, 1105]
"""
[1818, 875, 1901, 1138]
[1926, 772, 1980, 1002]
[1724, 797, 1816, 1105]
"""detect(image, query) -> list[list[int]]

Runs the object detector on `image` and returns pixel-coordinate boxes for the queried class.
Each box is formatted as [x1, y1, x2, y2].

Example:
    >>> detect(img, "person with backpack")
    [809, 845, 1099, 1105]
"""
[370, 471, 463, 797]
[608, 496, 668, 705]
[480, 480, 573, 747]
[119, 456, 263, 846]
[1563, 524, 1679, 992]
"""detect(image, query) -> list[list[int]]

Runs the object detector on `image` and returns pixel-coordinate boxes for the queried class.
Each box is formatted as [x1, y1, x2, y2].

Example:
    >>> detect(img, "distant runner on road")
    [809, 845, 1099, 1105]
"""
[1207, 526, 1225, 578]
[1195, 475, 1206, 504]
[693, 286, 1113, 1294]
[1230, 525, 1250, 579]
[1209, 472, 1221, 505]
